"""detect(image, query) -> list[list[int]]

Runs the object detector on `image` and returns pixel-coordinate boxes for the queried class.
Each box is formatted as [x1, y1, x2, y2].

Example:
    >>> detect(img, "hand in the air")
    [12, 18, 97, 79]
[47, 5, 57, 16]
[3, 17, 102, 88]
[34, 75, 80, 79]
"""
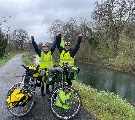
[56, 32, 62, 39]
[78, 33, 83, 40]
[31, 36, 34, 40]
[57, 32, 62, 37]
[78, 33, 83, 37]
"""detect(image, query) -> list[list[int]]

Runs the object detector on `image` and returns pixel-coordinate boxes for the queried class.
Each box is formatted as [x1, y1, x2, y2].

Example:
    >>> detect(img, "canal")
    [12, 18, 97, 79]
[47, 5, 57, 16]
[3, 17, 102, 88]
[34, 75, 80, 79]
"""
[76, 62, 135, 107]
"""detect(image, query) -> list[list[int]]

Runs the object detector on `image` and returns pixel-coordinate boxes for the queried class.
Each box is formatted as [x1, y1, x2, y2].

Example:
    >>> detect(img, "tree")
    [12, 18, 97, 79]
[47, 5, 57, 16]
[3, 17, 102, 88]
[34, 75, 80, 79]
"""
[0, 16, 11, 58]
[92, 0, 135, 55]
[11, 29, 29, 51]
[47, 19, 64, 41]
[48, 18, 93, 45]
[0, 31, 8, 58]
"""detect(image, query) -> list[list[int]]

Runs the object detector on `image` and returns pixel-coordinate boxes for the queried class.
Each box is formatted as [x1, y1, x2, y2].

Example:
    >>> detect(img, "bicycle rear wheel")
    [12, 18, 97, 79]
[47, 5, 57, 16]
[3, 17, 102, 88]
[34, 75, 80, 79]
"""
[6, 82, 35, 117]
[50, 86, 81, 120]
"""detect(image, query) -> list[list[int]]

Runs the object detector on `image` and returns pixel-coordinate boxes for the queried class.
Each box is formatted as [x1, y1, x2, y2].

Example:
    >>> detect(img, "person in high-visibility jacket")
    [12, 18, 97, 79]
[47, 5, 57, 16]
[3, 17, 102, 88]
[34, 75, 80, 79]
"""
[31, 36, 57, 96]
[56, 33, 83, 85]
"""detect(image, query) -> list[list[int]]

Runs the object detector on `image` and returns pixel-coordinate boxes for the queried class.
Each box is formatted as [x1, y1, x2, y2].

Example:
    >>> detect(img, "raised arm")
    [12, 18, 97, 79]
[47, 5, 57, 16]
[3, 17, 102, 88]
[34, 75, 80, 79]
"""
[50, 39, 57, 55]
[56, 33, 64, 53]
[31, 36, 41, 56]
[71, 34, 83, 57]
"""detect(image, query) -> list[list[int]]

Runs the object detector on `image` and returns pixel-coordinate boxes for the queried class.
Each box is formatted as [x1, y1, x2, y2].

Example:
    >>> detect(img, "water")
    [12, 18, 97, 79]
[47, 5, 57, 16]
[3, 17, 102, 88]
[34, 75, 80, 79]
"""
[76, 62, 135, 107]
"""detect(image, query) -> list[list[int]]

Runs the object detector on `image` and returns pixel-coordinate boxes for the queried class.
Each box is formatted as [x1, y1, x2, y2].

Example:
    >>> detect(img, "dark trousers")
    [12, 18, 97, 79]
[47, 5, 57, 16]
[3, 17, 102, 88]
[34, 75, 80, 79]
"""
[41, 83, 44, 94]
[66, 75, 72, 86]
[41, 83, 53, 94]
[46, 84, 54, 92]
[46, 84, 49, 92]
[38, 76, 44, 94]
[67, 80, 72, 86]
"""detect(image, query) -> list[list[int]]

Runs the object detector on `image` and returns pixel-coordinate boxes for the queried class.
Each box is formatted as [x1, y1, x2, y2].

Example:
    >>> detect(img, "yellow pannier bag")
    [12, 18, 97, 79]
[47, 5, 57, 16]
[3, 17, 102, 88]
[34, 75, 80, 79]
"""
[33, 72, 40, 77]
[6, 88, 29, 108]
[27, 66, 36, 70]
[27, 66, 40, 77]
[55, 90, 72, 110]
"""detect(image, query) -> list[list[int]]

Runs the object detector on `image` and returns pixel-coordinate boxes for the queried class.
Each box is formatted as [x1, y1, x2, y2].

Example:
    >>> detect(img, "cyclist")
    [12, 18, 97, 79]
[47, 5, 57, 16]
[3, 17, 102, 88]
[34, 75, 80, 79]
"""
[31, 36, 57, 96]
[56, 33, 83, 86]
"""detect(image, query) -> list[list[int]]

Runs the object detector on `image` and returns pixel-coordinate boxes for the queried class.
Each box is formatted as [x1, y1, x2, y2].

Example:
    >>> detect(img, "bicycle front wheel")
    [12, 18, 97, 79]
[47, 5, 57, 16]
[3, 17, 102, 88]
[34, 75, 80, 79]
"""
[50, 86, 81, 120]
[6, 82, 35, 117]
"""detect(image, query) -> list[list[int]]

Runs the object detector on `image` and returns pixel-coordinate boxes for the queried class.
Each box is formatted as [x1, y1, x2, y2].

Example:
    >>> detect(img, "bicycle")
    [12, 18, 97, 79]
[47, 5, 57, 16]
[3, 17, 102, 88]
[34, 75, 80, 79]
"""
[5, 65, 45, 117]
[49, 63, 82, 120]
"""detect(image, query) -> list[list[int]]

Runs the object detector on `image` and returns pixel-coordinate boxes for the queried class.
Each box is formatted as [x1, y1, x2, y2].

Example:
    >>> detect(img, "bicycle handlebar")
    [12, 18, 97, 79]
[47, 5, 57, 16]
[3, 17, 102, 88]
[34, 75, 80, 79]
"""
[21, 65, 40, 72]
[21, 65, 29, 71]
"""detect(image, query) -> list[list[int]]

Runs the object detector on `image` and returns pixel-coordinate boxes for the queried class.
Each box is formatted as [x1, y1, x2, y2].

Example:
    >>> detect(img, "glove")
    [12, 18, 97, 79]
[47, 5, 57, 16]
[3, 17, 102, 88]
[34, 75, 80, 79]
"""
[57, 32, 62, 37]
[56, 32, 62, 39]
[31, 36, 34, 41]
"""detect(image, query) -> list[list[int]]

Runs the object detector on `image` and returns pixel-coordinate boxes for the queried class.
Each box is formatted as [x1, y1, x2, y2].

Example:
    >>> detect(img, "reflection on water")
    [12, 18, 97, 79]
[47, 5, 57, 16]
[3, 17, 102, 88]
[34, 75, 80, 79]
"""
[76, 62, 135, 107]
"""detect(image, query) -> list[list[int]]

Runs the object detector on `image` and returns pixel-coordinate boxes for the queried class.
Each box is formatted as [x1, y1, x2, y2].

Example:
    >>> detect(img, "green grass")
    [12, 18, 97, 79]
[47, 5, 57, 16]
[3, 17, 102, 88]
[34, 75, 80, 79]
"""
[0, 51, 33, 66]
[22, 52, 34, 66]
[72, 81, 135, 120]
[0, 52, 22, 66]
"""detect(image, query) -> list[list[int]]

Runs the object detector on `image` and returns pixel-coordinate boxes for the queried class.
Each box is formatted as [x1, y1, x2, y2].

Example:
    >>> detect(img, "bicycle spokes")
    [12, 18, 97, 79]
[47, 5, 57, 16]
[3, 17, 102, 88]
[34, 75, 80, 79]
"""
[50, 86, 81, 120]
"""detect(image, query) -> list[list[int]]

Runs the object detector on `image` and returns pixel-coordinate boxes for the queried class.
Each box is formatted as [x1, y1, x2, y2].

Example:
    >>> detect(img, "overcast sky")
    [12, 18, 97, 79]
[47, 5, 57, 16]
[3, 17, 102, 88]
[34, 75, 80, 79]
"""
[0, 0, 97, 43]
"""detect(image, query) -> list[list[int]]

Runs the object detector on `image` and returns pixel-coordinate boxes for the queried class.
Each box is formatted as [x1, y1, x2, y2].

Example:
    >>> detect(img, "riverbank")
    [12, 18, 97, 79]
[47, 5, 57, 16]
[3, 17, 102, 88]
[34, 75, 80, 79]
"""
[76, 59, 135, 76]
[76, 41, 135, 76]
[73, 81, 135, 120]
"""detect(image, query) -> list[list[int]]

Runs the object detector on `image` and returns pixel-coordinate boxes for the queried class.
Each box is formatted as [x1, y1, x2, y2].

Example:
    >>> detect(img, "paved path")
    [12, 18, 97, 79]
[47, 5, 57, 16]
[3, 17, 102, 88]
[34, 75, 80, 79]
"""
[0, 54, 96, 120]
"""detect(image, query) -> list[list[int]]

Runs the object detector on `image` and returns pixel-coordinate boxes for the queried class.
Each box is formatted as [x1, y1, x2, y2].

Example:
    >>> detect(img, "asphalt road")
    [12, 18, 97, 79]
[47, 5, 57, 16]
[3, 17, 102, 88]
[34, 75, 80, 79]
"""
[0, 54, 96, 120]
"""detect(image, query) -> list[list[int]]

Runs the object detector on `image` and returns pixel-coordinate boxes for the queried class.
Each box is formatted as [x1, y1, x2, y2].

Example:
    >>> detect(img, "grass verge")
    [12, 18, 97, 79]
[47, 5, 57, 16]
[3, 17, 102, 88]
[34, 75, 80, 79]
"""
[22, 52, 34, 66]
[72, 81, 135, 120]
[0, 51, 22, 66]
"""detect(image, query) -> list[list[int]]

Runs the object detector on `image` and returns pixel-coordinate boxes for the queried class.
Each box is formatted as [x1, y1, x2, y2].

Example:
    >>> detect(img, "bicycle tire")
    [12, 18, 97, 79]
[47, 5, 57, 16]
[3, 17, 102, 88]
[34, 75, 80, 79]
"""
[50, 86, 81, 120]
[6, 82, 35, 117]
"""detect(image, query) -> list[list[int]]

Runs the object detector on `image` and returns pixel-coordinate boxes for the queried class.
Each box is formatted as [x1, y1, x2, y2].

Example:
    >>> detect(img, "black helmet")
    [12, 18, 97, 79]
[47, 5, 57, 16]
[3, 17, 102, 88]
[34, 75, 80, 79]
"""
[64, 41, 71, 46]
